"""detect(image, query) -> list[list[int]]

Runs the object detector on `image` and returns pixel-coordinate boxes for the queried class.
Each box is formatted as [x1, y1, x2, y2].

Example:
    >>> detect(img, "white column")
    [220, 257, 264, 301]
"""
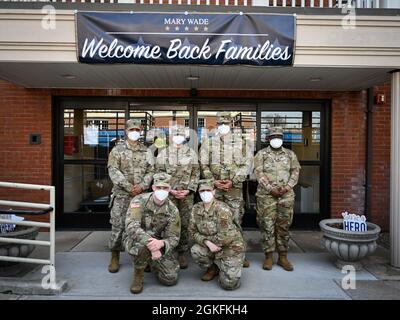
[391, 70, 400, 268]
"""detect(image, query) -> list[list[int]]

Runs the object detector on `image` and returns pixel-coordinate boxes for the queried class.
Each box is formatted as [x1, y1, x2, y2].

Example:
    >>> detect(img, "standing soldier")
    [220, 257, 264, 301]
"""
[124, 173, 181, 294]
[253, 126, 301, 271]
[199, 112, 252, 267]
[189, 179, 245, 290]
[107, 119, 154, 273]
[156, 125, 200, 269]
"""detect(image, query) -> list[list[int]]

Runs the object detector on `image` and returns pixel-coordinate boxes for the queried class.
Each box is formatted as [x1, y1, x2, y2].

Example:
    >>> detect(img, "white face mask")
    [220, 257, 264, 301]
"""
[200, 191, 214, 203]
[172, 135, 185, 145]
[128, 131, 141, 141]
[154, 189, 169, 201]
[217, 124, 230, 135]
[270, 138, 283, 149]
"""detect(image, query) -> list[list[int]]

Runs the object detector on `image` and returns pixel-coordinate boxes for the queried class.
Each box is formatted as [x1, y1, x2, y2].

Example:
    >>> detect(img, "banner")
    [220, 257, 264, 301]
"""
[76, 12, 295, 66]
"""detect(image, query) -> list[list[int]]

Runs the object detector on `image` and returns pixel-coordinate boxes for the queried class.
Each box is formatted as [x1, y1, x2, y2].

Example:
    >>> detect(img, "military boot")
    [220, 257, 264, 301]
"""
[108, 250, 120, 273]
[178, 253, 188, 269]
[277, 252, 294, 271]
[130, 269, 145, 294]
[262, 252, 274, 270]
[201, 263, 219, 281]
[243, 258, 250, 268]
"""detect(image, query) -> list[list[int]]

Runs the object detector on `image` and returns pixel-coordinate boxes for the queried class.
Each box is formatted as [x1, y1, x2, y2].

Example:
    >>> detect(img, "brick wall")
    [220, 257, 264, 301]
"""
[370, 83, 391, 230]
[0, 81, 52, 222]
[0, 79, 391, 230]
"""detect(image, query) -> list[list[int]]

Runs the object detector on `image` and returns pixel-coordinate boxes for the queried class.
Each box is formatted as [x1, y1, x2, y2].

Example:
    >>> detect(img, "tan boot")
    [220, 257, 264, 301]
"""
[108, 250, 120, 273]
[277, 252, 294, 271]
[201, 263, 219, 281]
[243, 258, 250, 268]
[263, 252, 274, 270]
[130, 269, 145, 294]
[178, 253, 188, 269]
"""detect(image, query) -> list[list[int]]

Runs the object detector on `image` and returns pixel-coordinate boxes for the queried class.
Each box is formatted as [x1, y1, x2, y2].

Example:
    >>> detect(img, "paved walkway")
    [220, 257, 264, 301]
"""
[1, 231, 400, 300]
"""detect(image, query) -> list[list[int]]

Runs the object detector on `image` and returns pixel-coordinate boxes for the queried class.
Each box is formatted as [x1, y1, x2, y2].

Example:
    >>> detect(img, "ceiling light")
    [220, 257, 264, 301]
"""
[186, 76, 199, 81]
[62, 74, 76, 79]
[309, 77, 322, 82]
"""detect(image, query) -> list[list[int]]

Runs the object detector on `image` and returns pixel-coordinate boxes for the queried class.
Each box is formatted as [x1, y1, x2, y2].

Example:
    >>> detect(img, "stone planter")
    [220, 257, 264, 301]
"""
[0, 225, 39, 267]
[319, 218, 381, 270]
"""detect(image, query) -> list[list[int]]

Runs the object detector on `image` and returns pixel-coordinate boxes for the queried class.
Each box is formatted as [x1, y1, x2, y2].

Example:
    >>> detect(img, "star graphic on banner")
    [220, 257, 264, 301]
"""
[194, 26, 199, 31]
[165, 26, 170, 31]
[185, 26, 189, 31]
[175, 26, 180, 31]
[204, 27, 208, 31]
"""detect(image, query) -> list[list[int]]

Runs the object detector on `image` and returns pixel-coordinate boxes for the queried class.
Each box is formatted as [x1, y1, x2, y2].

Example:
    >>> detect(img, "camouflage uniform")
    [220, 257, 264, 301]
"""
[189, 193, 245, 290]
[156, 130, 200, 254]
[124, 187, 181, 286]
[199, 113, 252, 226]
[107, 120, 154, 251]
[253, 128, 301, 253]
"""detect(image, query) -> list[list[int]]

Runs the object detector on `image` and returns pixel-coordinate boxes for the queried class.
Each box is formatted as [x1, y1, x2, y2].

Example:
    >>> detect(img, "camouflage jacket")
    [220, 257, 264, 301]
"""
[124, 192, 181, 256]
[253, 146, 301, 195]
[199, 133, 252, 189]
[189, 199, 244, 257]
[107, 141, 154, 196]
[155, 144, 200, 192]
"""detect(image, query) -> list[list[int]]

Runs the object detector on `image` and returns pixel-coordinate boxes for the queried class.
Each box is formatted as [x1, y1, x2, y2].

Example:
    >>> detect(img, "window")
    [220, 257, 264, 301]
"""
[184, 118, 189, 127]
[86, 120, 109, 130]
[197, 118, 205, 128]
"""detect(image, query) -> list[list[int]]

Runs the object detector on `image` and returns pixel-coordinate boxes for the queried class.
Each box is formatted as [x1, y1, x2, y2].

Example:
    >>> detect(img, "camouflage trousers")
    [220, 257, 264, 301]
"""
[170, 193, 194, 254]
[109, 194, 132, 251]
[256, 190, 295, 253]
[131, 247, 179, 286]
[215, 188, 247, 255]
[215, 187, 244, 226]
[191, 244, 244, 290]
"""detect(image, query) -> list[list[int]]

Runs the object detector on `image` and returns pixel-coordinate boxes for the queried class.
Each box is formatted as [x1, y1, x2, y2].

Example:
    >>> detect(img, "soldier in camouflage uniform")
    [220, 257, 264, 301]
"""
[124, 173, 181, 294]
[199, 112, 252, 267]
[107, 119, 154, 273]
[253, 126, 301, 271]
[189, 179, 245, 290]
[156, 125, 200, 269]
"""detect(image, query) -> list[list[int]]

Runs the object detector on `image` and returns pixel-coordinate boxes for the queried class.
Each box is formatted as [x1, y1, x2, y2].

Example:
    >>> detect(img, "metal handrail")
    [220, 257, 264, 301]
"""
[0, 182, 56, 282]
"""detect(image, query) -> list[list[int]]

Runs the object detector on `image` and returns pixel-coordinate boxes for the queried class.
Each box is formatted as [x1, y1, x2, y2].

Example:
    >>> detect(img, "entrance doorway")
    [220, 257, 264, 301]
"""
[54, 98, 330, 229]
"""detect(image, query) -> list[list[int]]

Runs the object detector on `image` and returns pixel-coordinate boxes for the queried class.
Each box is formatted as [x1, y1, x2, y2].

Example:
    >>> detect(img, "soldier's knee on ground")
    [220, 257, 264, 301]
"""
[157, 272, 178, 286]
[219, 275, 241, 291]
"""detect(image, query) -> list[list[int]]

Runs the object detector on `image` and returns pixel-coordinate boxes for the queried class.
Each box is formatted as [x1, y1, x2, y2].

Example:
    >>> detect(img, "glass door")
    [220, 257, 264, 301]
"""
[195, 105, 258, 228]
[60, 107, 126, 227]
[259, 102, 330, 228]
[128, 102, 192, 152]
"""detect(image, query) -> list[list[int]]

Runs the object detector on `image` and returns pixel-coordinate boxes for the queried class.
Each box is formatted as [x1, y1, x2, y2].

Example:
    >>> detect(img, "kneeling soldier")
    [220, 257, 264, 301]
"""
[124, 173, 181, 294]
[189, 179, 245, 290]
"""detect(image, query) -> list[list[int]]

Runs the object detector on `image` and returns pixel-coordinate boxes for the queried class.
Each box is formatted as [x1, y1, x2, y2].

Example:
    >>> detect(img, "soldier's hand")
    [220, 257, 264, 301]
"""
[271, 188, 282, 198]
[280, 186, 291, 196]
[131, 185, 143, 196]
[151, 250, 162, 260]
[214, 180, 224, 190]
[170, 189, 178, 197]
[147, 238, 165, 252]
[204, 240, 222, 253]
[221, 180, 233, 191]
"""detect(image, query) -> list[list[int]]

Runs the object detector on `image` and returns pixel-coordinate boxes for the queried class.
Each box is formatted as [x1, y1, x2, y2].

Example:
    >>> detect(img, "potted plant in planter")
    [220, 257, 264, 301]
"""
[319, 211, 381, 270]
[0, 215, 39, 267]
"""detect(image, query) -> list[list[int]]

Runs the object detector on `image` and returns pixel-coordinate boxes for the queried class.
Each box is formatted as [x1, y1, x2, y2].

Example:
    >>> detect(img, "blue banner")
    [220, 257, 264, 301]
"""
[76, 11, 295, 66]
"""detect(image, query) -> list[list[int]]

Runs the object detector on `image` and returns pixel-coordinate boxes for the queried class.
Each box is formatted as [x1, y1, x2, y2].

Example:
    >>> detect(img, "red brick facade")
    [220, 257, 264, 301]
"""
[0, 79, 392, 230]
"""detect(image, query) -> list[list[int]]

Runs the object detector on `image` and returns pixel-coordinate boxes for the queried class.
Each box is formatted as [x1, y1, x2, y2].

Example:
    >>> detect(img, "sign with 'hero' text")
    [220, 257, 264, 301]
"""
[76, 12, 295, 66]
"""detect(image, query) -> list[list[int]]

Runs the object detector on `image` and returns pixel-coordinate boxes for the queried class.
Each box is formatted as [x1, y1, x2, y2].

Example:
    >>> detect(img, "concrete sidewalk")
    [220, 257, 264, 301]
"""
[1, 231, 400, 300]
